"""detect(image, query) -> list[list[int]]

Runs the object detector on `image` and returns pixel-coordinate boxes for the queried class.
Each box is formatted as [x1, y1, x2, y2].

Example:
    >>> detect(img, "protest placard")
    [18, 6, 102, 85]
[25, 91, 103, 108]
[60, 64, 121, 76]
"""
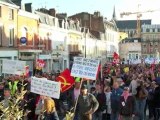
[31, 77, 61, 99]
[2, 60, 26, 75]
[124, 67, 129, 73]
[71, 57, 100, 80]
[2, 60, 16, 74]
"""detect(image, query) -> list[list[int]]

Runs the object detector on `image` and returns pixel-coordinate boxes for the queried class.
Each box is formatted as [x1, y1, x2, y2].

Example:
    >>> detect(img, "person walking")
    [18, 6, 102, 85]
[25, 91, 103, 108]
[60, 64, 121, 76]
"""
[153, 83, 160, 120]
[119, 87, 136, 120]
[111, 82, 123, 120]
[103, 86, 112, 120]
[35, 95, 59, 120]
[135, 82, 148, 120]
[77, 84, 99, 120]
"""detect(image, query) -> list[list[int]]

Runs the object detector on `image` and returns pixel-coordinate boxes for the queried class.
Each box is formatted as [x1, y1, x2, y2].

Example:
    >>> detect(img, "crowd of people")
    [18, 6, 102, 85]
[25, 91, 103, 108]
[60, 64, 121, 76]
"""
[0, 63, 159, 120]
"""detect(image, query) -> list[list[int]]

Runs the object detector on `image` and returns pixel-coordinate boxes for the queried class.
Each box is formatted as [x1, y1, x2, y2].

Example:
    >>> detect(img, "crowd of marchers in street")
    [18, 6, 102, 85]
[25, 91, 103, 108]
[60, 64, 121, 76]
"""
[0, 63, 160, 120]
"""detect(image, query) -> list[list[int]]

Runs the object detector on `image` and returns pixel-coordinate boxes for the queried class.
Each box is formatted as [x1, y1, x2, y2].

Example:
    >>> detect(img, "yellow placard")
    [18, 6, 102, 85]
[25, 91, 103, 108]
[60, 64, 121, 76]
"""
[124, 67, 129, 73]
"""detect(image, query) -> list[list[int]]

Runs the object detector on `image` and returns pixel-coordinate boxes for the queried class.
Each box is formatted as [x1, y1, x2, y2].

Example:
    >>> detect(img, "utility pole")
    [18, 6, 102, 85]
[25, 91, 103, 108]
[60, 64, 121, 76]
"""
[84, 27, 88, 58]
[85, 30, 87, 58]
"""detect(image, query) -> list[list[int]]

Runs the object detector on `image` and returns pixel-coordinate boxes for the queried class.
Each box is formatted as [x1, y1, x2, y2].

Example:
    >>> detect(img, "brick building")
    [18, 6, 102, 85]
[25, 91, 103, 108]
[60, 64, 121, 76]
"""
[0, 0, 19, 75]
[116, 19, 151, 38]
[141, 24, 160, 58]
[69, 11, 119, 60]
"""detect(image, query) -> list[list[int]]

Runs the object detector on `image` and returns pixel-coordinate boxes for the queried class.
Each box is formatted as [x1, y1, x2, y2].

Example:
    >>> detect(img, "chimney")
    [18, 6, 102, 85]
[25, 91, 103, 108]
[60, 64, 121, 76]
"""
[49, 8, 56, 17]
[94, 11, 101, 17]
[25, 3, 32, 12]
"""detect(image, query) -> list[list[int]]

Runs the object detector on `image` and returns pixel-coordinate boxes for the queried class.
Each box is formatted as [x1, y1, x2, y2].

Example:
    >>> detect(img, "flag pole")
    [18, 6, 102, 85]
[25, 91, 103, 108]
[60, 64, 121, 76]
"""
[71, 78, 84, 120]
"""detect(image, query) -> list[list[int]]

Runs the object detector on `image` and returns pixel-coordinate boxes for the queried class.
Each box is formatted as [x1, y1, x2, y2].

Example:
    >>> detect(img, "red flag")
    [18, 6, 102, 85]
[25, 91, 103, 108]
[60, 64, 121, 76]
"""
[56, 69, 75, 92]
[150, 59, 155, 71]
[25, 66, 29, 77]
[113, 52, 120, 64]
[36, 59, 45, 70]
[96, 64, 101, 79]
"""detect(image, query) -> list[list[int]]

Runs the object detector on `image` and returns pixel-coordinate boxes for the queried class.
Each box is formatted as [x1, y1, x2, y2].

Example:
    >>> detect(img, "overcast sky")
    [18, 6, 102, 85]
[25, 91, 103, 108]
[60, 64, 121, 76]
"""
[22, 0, 160, 24]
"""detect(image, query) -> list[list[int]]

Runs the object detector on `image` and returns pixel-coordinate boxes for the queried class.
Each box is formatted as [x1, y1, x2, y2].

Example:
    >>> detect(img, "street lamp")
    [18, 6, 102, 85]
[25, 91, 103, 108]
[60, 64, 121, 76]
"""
[83, 27, 88, 58]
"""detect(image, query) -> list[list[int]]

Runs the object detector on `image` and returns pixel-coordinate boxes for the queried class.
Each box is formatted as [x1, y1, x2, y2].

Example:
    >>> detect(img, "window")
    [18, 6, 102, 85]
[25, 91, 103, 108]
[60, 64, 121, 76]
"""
[129, 54, 131, 59]
[141, 28, 143, 32]
[0, 26, 2, 46]
[142, 48, 147, 53]
[9, 9, 14, 20]
[158, 28, 160, 32]
[152, 29, 155, 32]
[136, 54, 138, 59]
[146, 28, 150, 32]
[45, 17, 49, 24]
[9, 28, 14, 46]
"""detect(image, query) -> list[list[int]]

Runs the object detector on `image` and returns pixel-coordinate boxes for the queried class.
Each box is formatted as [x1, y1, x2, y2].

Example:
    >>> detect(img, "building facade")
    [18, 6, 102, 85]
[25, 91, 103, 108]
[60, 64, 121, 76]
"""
[0, 0, 19, 75]
[69, 12, 120, 61]
[141, 24, 160, 58]
[35, 11, 58, 73]
[119, 38, 141, 63]
[104, 19, 119, 60]
[116, 20, 151, 38]
[17, 10, 41, 74]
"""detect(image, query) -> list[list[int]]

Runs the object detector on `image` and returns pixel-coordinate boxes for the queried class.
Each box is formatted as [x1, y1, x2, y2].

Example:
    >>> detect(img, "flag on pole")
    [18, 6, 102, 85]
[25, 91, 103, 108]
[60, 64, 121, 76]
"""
[150, 59, 155, 71]
[36, 59, 45, 70]
[112, 52, 120, 64]
[56, 69, 75, 92]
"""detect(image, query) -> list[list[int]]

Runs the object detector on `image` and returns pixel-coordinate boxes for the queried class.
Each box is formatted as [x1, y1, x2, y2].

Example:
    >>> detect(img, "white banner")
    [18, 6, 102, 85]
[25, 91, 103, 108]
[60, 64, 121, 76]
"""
[31, 77, 61, 99]
[2, 60, 26, 75]
[71, 57, 100, 80]
[145, 58, 159, 64]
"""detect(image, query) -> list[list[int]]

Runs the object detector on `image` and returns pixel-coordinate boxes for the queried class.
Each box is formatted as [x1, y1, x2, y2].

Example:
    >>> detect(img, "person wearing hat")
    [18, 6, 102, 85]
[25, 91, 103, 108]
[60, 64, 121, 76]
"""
[76, 84, 99, 120]
[119, 87, 136, 120]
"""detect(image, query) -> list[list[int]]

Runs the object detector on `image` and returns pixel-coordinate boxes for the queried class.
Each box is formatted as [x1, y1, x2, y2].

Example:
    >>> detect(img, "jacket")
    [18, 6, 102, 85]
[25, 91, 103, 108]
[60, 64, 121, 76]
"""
[153, 86, 160, 108]
[77, 93, 99, 115]
[8, 81, 19, 95]
[111, 88, 123, 112]
[119, 95, 136, 116]
[96, 92, 106, 111]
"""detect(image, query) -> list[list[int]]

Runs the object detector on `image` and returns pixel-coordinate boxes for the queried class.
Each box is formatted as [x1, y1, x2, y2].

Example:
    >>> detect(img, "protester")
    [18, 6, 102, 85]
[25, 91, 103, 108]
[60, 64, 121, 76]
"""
[1, 88, 11, 108]
[153, 82, 160, 120]
[135, 81, 148, 120]
[103, 86, 112, 120]
[35, 95, 47, 120]
[7, 76, 19, 96]
[69, 82, 81, 120]
[77, 84, 99, 120]
[129, 74, 138, 96]
[93, 86, 106, 120]
[43, 97, 59, 120]
[146, 82, 155, 119]
[119, 87, 136, 120]
[110, 81, 123, 120]
[35, 95, 59, 120]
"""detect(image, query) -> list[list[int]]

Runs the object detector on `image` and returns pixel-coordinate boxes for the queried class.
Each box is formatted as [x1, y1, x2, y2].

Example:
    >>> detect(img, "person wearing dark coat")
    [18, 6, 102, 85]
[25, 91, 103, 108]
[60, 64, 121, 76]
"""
[77, 85, 99, 120]
[153, 83, 160, 120]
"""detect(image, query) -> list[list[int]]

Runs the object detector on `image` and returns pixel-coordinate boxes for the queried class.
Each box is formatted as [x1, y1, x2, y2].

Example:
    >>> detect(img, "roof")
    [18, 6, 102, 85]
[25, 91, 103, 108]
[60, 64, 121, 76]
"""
[120, 37, 141, 43]
[90, 30, 100, 39]
[116, 19, 151, 30]
[0, 0, 14, 4]
[35, 11, 55, 26]
[0, 0, 19, 8]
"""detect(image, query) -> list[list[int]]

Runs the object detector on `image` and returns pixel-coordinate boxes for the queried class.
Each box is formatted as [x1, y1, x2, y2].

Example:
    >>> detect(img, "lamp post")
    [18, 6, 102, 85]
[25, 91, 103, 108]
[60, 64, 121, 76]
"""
[83, 27, 88, 58]
[85, 29, 87, 58]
